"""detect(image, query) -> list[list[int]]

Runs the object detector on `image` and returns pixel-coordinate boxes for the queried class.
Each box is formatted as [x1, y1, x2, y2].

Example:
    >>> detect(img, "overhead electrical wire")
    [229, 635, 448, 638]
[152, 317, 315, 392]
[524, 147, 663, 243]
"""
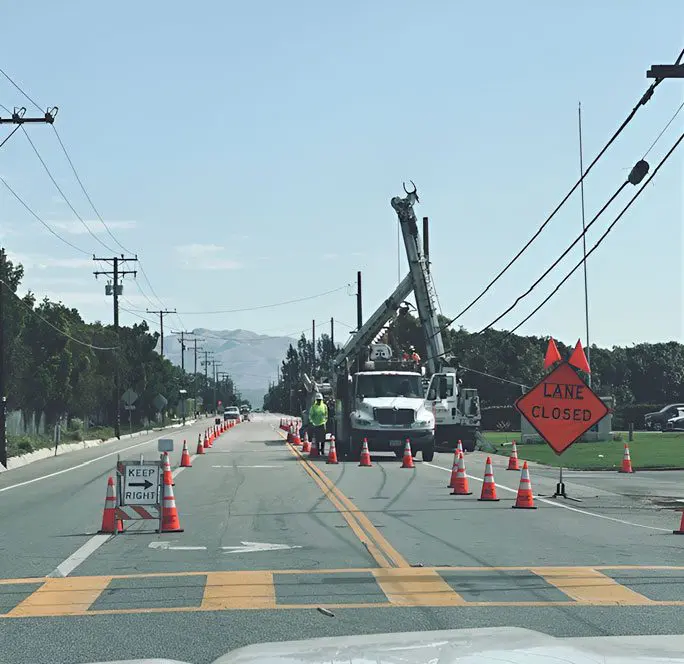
[431, 46, 684, 340]
[507, 130, 684, 336]
[0, 176, 92, 256]
[1, 69, 173, 322]
[478, 177, 631, 333]
[0, 123, 21, 150]
[0, 278, 118, 350]
[153, 284, 351, 315]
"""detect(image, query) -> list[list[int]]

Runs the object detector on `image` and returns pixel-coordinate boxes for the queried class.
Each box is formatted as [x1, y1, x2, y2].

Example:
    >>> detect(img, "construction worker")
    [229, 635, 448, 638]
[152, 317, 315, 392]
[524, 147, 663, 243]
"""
[308, 393, 328, 456]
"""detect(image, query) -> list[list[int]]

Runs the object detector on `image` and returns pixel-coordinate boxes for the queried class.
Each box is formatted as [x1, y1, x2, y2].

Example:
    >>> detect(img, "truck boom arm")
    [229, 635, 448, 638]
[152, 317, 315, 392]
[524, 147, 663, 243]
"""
[390, 185, 447, 374]
[333, 272, 413, 372]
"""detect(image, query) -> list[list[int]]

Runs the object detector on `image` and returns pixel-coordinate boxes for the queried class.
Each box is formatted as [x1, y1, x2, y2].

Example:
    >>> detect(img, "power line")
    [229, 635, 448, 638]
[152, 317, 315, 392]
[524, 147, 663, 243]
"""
[158, 285, 350, 315]
[642, 99, 684, 158]
[0, 277, 117, 350]
[21, 128, 118, 254]
[507, 130, 684, 336]
[0, 68, 43, 112]
[432, 46, 684, 340]
[478, 170, 637, 333]
[0, 176, 92, 255]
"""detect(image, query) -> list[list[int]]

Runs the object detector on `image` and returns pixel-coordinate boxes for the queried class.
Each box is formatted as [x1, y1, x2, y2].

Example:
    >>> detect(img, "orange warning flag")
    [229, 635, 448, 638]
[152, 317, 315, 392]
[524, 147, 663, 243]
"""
[543, 338, 562, 369]
[568, 339, 591, 373]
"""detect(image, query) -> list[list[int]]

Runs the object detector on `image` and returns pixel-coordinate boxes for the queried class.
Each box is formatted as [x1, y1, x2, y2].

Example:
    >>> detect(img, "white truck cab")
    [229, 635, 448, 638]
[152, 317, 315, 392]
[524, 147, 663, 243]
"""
[346, 345, 435, 461]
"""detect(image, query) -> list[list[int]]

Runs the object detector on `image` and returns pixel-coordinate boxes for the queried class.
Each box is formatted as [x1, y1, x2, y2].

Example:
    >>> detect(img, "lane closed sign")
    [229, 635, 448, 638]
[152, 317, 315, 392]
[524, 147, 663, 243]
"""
[515, 362, 609, 455]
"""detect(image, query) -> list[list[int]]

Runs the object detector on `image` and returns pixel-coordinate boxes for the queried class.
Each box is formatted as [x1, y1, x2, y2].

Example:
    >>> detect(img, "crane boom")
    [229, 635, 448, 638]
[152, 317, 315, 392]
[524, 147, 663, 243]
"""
[390, 186, 446, 374]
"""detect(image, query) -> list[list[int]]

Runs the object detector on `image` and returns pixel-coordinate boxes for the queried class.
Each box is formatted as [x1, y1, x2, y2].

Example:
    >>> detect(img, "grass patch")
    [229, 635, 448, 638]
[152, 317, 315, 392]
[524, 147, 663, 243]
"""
[481, 430, 684, 470]
[7, 423, 153, 459]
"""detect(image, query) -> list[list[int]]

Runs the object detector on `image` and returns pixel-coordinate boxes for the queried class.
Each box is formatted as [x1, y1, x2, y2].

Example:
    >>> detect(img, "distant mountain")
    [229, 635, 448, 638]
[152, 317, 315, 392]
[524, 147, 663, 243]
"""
[159, 328, 295, 407]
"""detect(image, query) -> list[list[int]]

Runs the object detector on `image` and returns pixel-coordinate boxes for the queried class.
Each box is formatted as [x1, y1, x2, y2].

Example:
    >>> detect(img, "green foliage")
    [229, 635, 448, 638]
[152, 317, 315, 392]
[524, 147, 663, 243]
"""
[263, 310, 684, 422]
[1, 252, 243, 438]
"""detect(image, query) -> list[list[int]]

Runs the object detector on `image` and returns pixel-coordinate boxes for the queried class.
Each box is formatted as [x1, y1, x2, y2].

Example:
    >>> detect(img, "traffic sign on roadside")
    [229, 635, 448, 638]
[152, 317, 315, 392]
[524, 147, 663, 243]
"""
[121, 388, 138, 407]
[122, 462, 161, 506]
[515, 361, 609, 455]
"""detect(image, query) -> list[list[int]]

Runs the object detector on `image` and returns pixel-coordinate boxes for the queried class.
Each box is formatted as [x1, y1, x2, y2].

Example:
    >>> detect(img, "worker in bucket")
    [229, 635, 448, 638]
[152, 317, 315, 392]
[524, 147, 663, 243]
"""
[308, 393, 328, 456]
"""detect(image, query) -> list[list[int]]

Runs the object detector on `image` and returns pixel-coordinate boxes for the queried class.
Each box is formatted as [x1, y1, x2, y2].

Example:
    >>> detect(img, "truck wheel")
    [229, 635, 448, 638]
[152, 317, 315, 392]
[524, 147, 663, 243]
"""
[422, 446, 435, 462]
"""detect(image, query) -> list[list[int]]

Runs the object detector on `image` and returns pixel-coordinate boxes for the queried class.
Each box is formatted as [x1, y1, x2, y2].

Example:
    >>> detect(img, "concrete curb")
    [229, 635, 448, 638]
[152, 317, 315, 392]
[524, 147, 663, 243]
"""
[1, 419, 199, 473]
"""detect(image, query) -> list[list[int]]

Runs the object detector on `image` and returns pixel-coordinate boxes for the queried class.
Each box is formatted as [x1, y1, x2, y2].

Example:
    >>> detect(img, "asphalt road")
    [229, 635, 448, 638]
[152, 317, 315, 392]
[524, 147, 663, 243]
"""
[0, 414, 682, 664]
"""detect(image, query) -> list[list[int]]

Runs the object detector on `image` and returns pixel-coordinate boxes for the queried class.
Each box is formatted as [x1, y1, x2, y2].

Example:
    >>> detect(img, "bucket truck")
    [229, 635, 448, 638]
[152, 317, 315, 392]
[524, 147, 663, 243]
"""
[302, 183, 481, 459]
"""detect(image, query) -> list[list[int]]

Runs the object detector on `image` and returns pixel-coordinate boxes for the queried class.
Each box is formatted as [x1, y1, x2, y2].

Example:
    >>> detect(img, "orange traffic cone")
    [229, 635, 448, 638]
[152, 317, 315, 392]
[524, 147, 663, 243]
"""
[401, 439, 415, 468]
[162, 451, 175, 486]
[450, 452, 472, 495]
[160, 481, 183, 532]
[507, 441, 520, 471]
[479, 456, 500, 501]
[207, 429, 213, 448]
[619, 443, 633, 473]
[180, 440, 192, 468]
[326, 436, 339, 464]
[674, 511, 684, 535]
[302, 432, 311, 453]
[359, 438, 372, 467]
[287, 426, 293, 444]
[294, 429, 302, 446]
[309, 442, 319, 458]
[203, 432, 209, 449]
[99, 476, 123, 534]
[512, 461, 537, 509]
[447, 450, 459, 488]
[457, 439, 463, 455]
[196, 434, 205, 455]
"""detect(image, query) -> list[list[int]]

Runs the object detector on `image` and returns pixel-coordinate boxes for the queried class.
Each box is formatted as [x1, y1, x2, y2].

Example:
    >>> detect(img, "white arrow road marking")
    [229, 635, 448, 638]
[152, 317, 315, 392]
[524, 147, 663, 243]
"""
[148, 542, 207, 551]
[222, 541, 303, 554]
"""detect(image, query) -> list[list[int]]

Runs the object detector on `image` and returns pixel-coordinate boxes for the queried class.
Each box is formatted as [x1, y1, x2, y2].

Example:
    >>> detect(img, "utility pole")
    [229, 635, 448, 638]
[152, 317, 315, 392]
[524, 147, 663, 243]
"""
[94, 254, 138, 439]
[356, 271, 363, 373]
[211, 359, 222, 414]
[190, 337, 204, 405]
[172, 330, 196, 375]
[1, 109, 58, 466]
[146, 308, 176, 358]
[312, 319, 316, 376]
[0, 249, 6, 468]
[330, 317, 334, 347]
[201, 350, 214, 413]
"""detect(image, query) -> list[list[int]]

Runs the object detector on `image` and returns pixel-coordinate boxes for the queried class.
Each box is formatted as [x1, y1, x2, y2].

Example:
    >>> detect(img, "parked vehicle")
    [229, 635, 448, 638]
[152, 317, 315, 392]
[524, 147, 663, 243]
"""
[644, 404, 684, 430]
[224, 406, 240, 421]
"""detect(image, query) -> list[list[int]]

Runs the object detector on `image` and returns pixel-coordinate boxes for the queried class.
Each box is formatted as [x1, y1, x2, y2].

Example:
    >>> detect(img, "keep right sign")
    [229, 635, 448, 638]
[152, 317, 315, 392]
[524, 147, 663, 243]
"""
[515, 361, 609, 455]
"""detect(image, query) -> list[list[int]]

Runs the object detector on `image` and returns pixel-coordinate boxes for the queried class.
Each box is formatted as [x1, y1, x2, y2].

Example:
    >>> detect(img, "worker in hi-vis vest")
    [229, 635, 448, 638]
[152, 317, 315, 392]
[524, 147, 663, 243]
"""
[308, 393, 329, 456]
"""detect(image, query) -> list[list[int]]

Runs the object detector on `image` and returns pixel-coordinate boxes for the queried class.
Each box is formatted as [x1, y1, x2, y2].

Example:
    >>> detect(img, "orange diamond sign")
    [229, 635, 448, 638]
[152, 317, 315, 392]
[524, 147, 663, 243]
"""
[515, 362, 609, 455]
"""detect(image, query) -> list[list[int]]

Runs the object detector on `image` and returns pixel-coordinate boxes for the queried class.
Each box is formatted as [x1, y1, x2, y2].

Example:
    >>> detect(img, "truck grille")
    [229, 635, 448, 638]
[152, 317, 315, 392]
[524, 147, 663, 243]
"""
[373, 408, 415, 425]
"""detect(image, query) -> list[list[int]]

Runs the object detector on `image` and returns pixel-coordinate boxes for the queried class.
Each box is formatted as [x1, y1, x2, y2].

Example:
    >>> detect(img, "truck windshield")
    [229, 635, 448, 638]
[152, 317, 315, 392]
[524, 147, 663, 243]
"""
[357, 374, 423, 398]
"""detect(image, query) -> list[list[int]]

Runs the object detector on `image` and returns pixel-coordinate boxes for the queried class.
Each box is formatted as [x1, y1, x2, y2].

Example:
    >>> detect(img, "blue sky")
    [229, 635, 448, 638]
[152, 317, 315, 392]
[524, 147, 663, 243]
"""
[0, 0, 682, 350]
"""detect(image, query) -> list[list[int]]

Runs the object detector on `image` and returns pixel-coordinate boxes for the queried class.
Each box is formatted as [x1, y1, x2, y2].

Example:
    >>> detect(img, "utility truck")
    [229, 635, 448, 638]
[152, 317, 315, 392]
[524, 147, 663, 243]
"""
[302, 183, 481, 458]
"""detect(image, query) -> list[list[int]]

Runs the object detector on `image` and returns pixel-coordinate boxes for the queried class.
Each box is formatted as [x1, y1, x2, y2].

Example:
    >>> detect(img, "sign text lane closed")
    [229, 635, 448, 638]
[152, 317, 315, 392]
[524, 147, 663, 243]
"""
[515, 362, 609, 455]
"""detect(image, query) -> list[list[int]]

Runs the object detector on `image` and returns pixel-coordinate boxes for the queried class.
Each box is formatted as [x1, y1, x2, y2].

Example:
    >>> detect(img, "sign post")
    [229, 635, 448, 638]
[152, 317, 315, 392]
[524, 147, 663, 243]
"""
[515, 360, 608, 502]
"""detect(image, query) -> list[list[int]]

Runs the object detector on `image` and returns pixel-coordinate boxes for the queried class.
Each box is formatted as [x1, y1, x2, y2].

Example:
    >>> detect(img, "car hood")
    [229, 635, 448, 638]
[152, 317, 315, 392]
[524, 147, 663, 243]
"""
[81, 626, 684, 664]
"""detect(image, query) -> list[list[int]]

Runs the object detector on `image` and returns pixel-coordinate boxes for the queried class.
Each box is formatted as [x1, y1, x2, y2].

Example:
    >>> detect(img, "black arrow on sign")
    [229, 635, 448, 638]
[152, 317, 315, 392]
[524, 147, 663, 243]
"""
[128, 480, 154, 490]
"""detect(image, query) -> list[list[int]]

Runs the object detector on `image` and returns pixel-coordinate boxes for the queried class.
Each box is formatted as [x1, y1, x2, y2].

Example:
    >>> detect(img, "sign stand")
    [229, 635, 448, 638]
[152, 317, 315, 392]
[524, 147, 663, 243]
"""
[516, 359, 608, 503]
[551, 465, 581, 502]
[114, 454, 163, 534]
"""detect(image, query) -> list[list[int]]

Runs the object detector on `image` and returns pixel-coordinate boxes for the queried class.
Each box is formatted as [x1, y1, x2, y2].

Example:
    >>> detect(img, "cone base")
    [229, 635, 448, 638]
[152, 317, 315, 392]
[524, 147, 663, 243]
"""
[512, 505, 537, 509]
[674, 530, 684, 535]
[451, 491, 472, 496]
[326, 460, 339, 464]
[181, 463, 192, 468]
[159, 527, 184, 533]
[506, 466, 519, 471]
[618, 469, 634, 474]
[478, 498, 500, 502]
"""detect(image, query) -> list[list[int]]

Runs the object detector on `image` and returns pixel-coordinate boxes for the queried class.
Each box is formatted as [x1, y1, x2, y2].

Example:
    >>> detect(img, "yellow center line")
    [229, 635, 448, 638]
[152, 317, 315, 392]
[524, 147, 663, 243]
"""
[281, 430, 409, 569]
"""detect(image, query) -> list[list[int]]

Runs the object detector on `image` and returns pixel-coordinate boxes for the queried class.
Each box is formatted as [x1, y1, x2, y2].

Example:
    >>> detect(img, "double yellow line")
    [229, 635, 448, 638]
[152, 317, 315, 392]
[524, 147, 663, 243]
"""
[280, 430, 409, 569]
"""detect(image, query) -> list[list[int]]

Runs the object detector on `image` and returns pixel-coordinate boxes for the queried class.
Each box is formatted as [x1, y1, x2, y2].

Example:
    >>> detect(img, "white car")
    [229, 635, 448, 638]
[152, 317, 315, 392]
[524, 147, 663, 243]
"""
[224, 406, 240, 421]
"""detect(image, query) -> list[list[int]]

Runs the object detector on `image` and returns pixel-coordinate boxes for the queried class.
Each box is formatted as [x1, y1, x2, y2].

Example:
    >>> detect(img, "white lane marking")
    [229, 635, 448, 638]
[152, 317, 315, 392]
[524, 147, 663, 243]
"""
[211, 465, 282, 469]
[46, 534, 112, 578]
[423, 462, 672, 533]
[1, 428, 202, 493]
[45, 441, 207, 577]
[148, 542, 206, 551]
[222, 541, 303, 553]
